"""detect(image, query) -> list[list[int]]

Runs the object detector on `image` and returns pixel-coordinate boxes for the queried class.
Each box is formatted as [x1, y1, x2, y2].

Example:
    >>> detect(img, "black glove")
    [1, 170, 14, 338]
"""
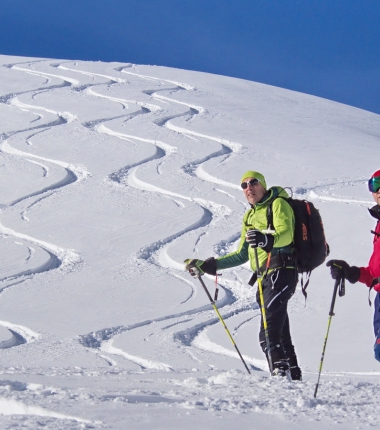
[246, 229, 274, 253]
[184, 257, 217, 276]
[326, 259, 360, 284]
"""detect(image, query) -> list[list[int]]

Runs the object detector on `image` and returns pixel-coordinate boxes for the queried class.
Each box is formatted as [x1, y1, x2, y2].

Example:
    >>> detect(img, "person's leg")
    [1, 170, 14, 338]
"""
[282, 315, 302, 380]
[373, 334, 380, 362]
[258, 269, 297, 374]
[373, 293, 380, 362]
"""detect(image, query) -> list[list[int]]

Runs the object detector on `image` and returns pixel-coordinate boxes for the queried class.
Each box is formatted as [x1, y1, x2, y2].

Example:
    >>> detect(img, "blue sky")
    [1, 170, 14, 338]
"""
[1, 0, 379, 114]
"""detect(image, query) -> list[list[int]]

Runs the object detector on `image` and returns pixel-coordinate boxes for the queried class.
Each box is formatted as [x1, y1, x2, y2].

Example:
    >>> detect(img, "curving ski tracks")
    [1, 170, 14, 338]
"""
[0, 60, 88, 348]
[0, 59, 373, 374]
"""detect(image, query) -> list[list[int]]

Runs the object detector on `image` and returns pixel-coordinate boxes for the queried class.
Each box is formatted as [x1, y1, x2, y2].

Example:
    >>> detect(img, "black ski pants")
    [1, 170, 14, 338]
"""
[256, 268, 298, 367]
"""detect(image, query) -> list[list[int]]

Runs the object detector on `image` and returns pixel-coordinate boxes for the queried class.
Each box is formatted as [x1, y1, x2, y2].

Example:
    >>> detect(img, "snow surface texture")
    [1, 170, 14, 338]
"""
[0, 55, 379, 429]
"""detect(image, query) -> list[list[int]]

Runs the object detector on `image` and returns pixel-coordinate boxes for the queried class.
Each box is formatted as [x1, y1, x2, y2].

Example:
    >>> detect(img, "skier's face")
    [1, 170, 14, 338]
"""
[372, 190, 380, 205]
[242, 177, 266, 205]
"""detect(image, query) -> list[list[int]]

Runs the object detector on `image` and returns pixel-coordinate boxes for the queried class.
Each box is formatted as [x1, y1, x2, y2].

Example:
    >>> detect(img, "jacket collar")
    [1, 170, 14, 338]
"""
[249, 190, 272, 208]
[369, 205, 380, 221]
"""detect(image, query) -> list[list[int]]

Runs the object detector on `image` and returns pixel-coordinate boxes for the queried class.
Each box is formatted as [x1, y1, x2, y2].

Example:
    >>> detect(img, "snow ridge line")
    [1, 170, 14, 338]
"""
[0, 246, 61, 284]
[57, 64, 127, 84]
[11, 66, 80, 86]
[100, 340, 174, 371]
[120, 67, 195, 91]
[192, 330, 266, 370]
[96, 123, 177, 153]
[292, 178, 373, 206]
[108, 147, 166, 184]
[0, 320, 40, 348]
[85, 85, 162, 112]
[10, 96, 77, 123]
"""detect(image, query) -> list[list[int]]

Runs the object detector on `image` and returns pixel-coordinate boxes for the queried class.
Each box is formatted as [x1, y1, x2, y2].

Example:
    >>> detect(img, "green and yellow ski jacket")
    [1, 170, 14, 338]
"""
[216, 186, 295, 272]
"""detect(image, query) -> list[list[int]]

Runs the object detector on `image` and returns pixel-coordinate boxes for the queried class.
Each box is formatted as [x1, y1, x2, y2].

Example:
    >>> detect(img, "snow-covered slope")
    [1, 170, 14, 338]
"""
[0, 55, 379, 429]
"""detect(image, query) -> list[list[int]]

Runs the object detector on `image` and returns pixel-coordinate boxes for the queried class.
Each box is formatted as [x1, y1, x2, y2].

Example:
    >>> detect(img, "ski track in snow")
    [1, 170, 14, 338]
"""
[0, 60, 378, 427]
[0, 378, 99, 426]
[0, 398, 94, 426]
[0, 320, 40, 349]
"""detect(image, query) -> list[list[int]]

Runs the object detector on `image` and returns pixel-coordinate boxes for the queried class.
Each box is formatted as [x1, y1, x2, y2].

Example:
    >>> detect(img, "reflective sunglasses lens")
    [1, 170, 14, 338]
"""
[248, 179, 259, 187]
[241, 179, 259, 189]
[368, 177, 380, 193]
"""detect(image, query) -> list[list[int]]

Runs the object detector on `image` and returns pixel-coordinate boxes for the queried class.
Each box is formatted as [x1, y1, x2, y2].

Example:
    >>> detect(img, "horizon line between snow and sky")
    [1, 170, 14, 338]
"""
[0, 0, 379, 115]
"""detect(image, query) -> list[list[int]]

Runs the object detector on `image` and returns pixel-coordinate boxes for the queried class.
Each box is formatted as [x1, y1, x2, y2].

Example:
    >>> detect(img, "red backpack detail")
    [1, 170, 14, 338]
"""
[267, 197, 330, 297]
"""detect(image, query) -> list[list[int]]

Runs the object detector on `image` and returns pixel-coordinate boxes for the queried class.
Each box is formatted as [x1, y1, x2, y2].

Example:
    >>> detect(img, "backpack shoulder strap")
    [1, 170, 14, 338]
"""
[266, 195, 289, 231]
[266, 199, 275, 231]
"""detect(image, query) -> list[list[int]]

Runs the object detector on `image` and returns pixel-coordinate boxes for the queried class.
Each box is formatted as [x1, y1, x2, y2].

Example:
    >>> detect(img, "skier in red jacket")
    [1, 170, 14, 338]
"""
[327, 170, 380, 362]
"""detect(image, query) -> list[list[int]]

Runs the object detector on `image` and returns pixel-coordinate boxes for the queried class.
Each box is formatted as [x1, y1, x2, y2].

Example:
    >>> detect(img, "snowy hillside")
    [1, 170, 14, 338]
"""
[0, 55, 379, 429]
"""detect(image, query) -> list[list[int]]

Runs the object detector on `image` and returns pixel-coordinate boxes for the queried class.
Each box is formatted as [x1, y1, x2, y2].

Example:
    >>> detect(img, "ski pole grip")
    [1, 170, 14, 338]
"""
[339, 278, 345, 297]
[329, 277, 341, 316]
[253, 247, 261, 277]
[248, 272, 258, 286]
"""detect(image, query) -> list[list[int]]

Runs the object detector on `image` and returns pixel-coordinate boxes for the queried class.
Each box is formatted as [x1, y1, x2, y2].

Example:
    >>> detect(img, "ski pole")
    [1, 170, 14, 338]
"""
[314, 275, 345, 398]
[188, 267, 251, 374]
[253, 247, 274, 375]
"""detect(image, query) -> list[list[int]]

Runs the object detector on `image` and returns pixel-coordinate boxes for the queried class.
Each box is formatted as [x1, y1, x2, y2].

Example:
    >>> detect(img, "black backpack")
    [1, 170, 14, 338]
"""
[267, 195, 330, 297]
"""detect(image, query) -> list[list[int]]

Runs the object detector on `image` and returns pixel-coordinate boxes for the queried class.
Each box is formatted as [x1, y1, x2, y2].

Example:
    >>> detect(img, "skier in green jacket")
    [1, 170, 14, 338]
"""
[185, 171, 301, 380]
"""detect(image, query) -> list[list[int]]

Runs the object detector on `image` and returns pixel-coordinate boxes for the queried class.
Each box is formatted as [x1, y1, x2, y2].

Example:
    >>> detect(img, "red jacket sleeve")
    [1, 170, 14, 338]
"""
[359, 221, 380, 292]
[359, 267, 380, 292]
